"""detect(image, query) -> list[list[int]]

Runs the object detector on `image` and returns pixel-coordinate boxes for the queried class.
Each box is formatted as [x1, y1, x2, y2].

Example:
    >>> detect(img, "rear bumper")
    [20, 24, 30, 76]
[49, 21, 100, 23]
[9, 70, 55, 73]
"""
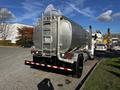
[95, 49, 107, 52]
[25, 60, 72, 72]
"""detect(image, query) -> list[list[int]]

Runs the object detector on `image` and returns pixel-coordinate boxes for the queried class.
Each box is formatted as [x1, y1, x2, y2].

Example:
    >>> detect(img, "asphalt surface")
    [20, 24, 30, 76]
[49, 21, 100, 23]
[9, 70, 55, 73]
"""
[0, 47, 98, 90]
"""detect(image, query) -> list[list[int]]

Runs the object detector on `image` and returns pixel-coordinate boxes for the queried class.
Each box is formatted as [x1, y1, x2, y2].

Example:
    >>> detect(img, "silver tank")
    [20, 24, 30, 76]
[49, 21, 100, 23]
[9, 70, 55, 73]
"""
[33, 15, 91, 55]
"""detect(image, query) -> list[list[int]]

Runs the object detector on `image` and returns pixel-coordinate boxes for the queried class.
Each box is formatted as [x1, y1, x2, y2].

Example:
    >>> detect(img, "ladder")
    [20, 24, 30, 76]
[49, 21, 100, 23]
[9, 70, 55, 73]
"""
[41, 12, 53, 57]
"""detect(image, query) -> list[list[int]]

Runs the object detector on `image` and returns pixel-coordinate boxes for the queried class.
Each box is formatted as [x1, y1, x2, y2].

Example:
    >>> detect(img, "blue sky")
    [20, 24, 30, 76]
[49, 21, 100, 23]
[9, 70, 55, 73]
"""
[0, 0, 120, 33]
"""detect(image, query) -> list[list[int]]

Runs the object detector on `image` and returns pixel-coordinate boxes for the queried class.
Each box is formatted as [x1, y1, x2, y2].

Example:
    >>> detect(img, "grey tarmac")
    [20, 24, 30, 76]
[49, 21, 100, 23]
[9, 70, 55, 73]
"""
[0, 47, 98, 90]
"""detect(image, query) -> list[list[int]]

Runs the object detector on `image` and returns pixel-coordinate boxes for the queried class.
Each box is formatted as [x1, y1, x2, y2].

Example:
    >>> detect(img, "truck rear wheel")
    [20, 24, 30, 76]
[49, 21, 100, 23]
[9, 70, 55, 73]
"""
[73, 54, 83, 78]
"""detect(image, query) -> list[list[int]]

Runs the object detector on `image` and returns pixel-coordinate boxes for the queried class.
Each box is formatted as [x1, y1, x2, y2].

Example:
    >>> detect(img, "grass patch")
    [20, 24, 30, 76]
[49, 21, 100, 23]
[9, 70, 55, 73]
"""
[0, 40, 17, 46]
[83, 57, 120, 90]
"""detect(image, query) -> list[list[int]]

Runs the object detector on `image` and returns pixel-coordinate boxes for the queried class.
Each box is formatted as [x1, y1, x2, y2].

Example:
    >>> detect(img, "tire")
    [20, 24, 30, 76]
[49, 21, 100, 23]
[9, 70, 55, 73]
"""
[73, 54, 83, 78]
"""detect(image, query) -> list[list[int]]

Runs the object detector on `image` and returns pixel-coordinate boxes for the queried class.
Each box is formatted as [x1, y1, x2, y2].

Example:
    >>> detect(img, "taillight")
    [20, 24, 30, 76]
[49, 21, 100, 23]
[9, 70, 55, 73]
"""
[31, 50, 37, 54]
[31, 50, 42, 55]
[31, 46, 38, 55]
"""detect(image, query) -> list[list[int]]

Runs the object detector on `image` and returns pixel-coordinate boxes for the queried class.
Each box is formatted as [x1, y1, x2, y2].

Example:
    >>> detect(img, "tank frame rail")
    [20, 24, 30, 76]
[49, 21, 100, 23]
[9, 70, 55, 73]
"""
[25, 60, 72, 72]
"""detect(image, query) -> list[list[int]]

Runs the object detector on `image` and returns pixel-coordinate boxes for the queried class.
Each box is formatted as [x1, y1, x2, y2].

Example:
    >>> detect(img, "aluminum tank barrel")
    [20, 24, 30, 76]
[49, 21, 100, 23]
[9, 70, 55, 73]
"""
[33, 15, 91, 54]
[59, 16, 90, 52]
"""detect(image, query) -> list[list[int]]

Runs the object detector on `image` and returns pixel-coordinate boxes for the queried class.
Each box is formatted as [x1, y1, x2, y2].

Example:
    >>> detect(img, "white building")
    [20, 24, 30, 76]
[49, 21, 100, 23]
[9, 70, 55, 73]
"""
[0, 23, 33, 43]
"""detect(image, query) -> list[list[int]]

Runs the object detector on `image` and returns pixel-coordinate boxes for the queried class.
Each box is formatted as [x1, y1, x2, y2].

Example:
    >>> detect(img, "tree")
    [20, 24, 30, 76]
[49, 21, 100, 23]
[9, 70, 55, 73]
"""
[16, 27, 33, 47]
[0, 23, 10, 40]
[0, 8, 15, 40]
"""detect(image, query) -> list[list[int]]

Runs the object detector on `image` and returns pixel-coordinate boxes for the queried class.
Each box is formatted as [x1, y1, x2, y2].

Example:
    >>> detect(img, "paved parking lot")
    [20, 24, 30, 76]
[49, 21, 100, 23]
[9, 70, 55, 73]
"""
[0, 47, 98, 90]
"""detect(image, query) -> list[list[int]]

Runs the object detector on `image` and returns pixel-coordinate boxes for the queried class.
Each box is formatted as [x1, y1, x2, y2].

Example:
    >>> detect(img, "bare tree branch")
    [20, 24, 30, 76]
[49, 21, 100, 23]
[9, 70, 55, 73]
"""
[0, 8, 15, 40]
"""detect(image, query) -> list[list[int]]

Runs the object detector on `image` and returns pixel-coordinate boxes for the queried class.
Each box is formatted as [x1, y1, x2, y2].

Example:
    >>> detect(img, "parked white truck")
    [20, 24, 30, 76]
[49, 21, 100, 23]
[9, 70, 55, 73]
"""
[25, 5, 96, 78]
[94, 32, 107, 52]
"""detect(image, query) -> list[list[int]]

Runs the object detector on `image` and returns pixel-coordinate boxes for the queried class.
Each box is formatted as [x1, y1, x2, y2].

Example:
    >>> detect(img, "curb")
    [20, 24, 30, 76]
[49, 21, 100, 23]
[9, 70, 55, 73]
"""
[75, 60, 102, 90]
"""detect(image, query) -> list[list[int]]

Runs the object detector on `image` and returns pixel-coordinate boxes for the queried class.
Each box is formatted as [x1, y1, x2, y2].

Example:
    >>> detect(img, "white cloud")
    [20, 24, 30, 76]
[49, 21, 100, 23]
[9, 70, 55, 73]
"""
[15, 0, 43, 23]
[113, 12, 120, 18]
[44, 4, 62, 16]
[98, 10, 120, 22]
[14, 0, 95, 24]
[44, 4, 56, 14]
[22, 0, 43, 12]
[98, 10, 112, 22]
[82, 7, 95, 16]
[66, 3, 94, 18]
[62, 0, 86, 15]
[64, 6, 74, 15]
[62, 0, 95, 18]
[15, 12, 39, 22]
[71, 0, 85, 7]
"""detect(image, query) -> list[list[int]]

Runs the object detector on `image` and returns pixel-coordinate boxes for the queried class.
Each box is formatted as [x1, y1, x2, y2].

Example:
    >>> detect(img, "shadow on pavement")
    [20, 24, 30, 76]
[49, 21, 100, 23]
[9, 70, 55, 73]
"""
[30, 64, 72, 77]
[37, 78, 54, 90]
[95, 50, 120, 59]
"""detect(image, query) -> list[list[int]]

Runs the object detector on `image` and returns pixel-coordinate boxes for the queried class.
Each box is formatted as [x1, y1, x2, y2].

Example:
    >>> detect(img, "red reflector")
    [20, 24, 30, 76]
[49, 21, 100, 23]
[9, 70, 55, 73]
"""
[47, 65, 51, 67]
[26, 61, 29, 64]
[25, 60, 72, 71]
[60, 67, 64, 70]
[36, 63, 40, 65]
[67, 68, 72, 71]
[52, 66, 58, 69]
[31, 62, 34, 64]
[41, 64, 45, 66]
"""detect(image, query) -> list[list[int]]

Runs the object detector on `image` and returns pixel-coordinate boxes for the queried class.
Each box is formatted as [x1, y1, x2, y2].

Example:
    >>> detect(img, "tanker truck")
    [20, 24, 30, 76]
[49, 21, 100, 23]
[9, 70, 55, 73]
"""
[25, 6, 95, 78]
